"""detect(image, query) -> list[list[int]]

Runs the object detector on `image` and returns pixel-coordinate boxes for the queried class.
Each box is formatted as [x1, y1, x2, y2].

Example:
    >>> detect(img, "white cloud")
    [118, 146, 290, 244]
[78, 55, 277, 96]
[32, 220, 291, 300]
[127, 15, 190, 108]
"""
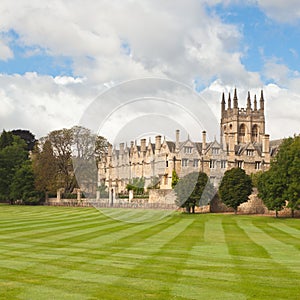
[0, 73, 98, 138]
[0, 1, 298, 140]
[0, 0, 256, 85]
[0, 39, 13, 61]
[255, 0, 300, 23]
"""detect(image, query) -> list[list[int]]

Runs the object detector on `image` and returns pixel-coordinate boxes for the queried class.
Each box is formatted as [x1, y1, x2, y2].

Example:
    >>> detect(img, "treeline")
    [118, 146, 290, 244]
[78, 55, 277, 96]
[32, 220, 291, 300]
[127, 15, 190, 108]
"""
[0, 127, 108, 205]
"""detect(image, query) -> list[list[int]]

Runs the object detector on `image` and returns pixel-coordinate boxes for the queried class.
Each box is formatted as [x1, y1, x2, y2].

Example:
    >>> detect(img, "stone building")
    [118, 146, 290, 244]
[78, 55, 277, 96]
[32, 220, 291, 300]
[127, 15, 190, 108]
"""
[98, 89, 281, 195]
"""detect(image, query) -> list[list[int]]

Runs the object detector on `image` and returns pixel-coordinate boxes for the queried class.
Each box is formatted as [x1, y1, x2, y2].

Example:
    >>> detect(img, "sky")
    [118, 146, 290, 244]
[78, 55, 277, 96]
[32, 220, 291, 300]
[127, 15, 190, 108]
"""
[0, 0, 299, 141]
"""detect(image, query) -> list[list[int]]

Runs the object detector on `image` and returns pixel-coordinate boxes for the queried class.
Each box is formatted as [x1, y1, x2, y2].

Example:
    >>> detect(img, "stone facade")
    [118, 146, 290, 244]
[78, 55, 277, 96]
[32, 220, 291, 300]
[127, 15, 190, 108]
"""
[98, 89, 281, 196]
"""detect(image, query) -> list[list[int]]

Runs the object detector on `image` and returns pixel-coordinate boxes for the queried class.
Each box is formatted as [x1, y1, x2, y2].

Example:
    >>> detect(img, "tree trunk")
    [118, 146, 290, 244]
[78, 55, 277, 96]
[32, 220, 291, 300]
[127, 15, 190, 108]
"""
[291, 209, 295, 218]
[192, 205, 195, 214]
[275, 210, 278, 218]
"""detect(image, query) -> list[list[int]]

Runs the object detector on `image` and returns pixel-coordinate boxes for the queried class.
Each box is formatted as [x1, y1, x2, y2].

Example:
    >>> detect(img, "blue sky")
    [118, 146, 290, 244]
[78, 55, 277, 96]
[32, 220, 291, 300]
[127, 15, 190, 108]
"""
[0, 1, 299, 139]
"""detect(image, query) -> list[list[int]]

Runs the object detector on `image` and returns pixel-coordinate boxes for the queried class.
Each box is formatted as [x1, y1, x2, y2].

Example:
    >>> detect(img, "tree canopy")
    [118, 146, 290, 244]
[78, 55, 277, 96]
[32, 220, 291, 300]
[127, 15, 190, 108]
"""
[219, 168, 252, 213]
[257, 135, 300, 217]
[0, 132, 29, 203]
[174, 171, 215, 213]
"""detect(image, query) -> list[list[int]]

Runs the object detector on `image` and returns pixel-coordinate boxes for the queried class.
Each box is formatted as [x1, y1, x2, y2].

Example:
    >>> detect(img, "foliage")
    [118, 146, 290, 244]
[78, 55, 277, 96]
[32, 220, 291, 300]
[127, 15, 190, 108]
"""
[10, 160, 41, 204]
[0, 130, 14, 149]
[0, 134, 29, 202]
[257, 170, 286, 217]
[174, 171, 215, 213]
[126, 177, 145, 195]
[97, 182, 109, 198]
[32, 140, 59, 198]
[219, 168, 252, 213]
[11, 129, 37, 151]
[40, 126, 109, 195]
[257, 135, 300, 217]
[171, 169, 179, 188]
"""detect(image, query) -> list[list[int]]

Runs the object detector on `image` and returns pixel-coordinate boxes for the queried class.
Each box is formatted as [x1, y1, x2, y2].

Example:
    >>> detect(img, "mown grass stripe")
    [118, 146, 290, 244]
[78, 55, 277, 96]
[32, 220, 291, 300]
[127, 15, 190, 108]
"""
[1, 207, 300, 299]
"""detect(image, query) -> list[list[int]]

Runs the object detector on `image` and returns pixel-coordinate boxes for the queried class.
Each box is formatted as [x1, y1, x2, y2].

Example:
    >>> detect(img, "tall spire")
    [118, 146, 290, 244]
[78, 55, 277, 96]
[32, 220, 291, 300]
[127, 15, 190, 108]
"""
[260, 90, 264, 111]
[228, 92, 231, 109]
[233, 88, 238, 108]
[254, 94, 257, 111]
[221, 92, 226, 112]
[247, 91, 251, 109]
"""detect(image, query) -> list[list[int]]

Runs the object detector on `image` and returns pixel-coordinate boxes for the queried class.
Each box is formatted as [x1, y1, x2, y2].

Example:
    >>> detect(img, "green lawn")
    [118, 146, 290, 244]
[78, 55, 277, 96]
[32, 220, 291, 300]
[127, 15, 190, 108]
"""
[0, 206, 300, 299]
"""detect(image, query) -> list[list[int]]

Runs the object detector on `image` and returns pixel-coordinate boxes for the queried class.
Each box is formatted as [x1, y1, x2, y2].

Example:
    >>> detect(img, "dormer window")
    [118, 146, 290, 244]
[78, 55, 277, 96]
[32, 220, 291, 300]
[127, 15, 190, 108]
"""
[184, 147, 192, 154]
[212, 148, 219, 155]
[246, 149, 254, 156]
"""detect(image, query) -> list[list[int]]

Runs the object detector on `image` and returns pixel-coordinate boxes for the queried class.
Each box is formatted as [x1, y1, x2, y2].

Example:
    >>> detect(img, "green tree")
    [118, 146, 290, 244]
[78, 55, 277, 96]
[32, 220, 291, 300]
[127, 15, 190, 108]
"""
[219, 168, 252, 214]
[174, 172, 215, 213]
[0, 130, 14, 149]
[11, 129, 37, 151]
[10, 160, 41, 204]
[171, 169, 179, 188]
[258, 135, 300, 217]
[257, 170, 285, 218]
[126, 177, 145, 195]
[0, 134, 28, 203]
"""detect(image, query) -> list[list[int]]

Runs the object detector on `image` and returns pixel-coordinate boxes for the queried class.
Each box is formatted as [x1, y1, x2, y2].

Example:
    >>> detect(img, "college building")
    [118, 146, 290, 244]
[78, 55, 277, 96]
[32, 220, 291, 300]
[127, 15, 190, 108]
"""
[98, 88, 281, 196]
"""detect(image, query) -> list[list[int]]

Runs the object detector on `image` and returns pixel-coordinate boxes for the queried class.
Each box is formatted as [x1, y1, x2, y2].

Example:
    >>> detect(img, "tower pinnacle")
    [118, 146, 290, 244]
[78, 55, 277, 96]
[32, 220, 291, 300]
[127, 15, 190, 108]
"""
[260, 90, 264, 111]
[233, 88, 238, 109]
[228, 93, 231, 109]
[247, 91, 251, 109]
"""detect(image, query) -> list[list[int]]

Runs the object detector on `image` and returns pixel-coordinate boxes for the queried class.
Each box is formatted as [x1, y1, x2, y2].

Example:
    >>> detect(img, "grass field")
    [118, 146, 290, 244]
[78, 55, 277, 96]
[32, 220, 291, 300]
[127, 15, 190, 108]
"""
[0, 205, 300, 300]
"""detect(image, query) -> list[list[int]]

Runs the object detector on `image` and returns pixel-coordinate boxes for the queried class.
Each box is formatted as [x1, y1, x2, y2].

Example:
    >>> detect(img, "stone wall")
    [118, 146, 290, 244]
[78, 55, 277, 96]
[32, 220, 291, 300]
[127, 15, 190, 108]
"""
[149, 189, 176, 204]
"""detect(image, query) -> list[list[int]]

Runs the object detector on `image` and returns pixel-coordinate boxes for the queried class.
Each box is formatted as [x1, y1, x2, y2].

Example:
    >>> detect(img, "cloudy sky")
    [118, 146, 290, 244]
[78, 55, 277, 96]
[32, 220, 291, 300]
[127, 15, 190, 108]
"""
[0, 0, 299, 141]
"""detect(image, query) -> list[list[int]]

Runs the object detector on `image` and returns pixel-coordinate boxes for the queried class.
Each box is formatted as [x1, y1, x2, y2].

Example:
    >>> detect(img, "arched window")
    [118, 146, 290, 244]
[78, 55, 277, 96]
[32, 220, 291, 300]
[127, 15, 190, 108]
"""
[252, 125, 258, 142]
[239, 124, 246, 143]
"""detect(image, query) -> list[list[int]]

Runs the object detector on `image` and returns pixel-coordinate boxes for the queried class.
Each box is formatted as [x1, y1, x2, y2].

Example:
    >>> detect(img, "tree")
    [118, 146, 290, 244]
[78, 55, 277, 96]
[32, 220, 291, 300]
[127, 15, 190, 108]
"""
[32, 140, 59, 199]
[174, 172, 215, 213]
[219, 168, 252, 214]
[11, 129, 37, 151]
[258, 135, 300, 217]
[257, 170, 285, 218]
[171, 169, 179, 188]
[43, 126, 109, 196]
[0, 130, 14, 149]
[46, 128, 76, 194]
[10, 160, 41, 204]
[126, 177, 145, 195]
[0, 134, 28, 203]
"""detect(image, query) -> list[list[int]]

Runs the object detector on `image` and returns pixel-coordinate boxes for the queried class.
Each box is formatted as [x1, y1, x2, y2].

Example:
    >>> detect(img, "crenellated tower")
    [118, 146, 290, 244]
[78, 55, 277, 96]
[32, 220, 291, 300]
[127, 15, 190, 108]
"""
[220, 88, 266, 149]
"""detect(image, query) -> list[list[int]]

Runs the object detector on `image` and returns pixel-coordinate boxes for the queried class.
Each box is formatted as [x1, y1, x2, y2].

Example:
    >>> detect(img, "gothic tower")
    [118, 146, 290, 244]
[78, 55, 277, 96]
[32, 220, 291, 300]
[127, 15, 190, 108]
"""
[220, 88, 266, 149]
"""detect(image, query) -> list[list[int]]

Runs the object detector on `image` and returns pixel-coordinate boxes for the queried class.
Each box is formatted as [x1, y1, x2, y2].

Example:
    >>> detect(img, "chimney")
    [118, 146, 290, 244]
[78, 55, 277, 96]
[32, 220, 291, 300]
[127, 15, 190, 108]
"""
[155, 135, 161, 152]
[108, 144, 112, 156]
[119, 143, 124, 155]
[262, 134, 270, 154]
[176, 129, 180, 150]
[202, 131, 206, 154]
[140, 138, 146, 152]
